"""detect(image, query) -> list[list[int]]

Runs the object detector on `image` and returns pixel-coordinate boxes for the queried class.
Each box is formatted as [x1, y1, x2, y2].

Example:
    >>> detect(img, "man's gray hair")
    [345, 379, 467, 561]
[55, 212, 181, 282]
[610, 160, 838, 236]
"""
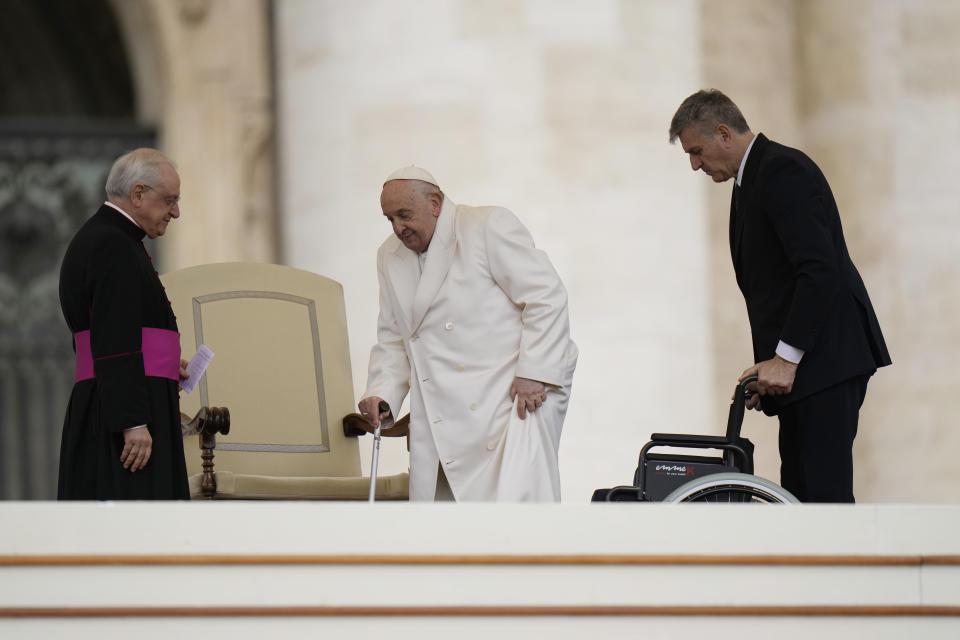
[105, 148, 175, 198]
[669, 89, 751, 143]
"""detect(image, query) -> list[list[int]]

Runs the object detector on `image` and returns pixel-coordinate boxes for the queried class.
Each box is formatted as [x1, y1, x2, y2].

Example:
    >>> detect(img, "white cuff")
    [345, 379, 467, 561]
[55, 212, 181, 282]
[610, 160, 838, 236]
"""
[775, 341, 804, 364]
[124, 425, 147, 431]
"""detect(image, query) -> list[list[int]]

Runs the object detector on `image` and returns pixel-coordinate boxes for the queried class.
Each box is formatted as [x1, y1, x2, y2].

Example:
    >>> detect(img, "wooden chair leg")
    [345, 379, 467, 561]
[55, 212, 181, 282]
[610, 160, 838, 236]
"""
[181, 407, 231, 499]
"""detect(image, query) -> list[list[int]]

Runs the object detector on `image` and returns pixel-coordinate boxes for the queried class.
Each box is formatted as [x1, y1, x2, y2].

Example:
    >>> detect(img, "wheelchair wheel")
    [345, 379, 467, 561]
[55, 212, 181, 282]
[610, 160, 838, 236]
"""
[663, 472, 799, 504]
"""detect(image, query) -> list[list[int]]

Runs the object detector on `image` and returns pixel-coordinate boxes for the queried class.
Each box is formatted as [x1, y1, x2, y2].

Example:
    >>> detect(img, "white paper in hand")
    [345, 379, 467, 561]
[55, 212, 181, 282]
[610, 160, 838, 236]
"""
[179, 345, 214, 394]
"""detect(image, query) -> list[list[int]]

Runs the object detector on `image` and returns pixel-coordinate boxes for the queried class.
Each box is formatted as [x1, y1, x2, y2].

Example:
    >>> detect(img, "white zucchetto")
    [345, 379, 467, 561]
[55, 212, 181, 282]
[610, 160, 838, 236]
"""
[383, 165, 440, 189]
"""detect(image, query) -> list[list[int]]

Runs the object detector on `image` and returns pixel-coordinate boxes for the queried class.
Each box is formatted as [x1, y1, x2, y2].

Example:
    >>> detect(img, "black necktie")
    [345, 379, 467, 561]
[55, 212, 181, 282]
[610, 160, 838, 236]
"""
[733, 183, 742, 211]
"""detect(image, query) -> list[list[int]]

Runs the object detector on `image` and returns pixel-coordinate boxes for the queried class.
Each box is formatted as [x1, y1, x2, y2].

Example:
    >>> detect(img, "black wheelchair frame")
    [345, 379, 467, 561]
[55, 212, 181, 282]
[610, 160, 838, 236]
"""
[594, 375, 798, 503]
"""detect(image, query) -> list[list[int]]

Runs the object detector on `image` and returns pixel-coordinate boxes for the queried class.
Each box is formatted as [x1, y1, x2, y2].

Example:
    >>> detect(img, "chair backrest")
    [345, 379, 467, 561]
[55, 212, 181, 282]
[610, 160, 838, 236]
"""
[161, 262, 361, 478]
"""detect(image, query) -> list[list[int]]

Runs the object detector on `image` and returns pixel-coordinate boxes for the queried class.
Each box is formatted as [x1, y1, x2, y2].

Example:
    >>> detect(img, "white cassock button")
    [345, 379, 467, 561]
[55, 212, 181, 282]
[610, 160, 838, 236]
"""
[432, 417, 443, 424]
[470, 403, 478, 410]
[422, 377, 430, 382]
[444, 458, 455, 465]
[486, 442, 496, 451]
[457, 365, 466, 371]
[444, 322, 454, 331]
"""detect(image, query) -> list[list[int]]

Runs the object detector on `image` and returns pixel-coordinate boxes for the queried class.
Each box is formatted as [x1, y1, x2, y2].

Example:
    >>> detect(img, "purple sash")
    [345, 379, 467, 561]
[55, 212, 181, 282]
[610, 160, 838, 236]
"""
[74, 328, 181, 383]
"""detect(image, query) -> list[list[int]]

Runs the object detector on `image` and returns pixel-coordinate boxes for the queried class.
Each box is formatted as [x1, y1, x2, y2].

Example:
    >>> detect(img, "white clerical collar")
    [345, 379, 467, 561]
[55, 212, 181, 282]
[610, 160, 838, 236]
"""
[104, 201, 143, 230]
[736, 135, 758, 187]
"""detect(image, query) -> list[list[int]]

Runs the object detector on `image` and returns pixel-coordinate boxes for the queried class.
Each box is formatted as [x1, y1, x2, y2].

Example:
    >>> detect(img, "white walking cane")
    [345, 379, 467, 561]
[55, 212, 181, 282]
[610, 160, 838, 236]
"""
[368, 401, 389, 502]
[367, 421, 382, 502]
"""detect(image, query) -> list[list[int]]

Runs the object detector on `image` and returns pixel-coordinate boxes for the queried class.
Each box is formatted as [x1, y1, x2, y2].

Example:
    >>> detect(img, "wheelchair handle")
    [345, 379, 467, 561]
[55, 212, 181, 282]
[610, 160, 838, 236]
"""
[726, 374, 758, 439]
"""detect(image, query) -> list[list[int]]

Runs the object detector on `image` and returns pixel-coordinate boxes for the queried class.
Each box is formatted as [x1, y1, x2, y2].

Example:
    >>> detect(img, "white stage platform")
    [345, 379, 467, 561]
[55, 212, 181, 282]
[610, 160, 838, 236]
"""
[1, 502, 959, 638]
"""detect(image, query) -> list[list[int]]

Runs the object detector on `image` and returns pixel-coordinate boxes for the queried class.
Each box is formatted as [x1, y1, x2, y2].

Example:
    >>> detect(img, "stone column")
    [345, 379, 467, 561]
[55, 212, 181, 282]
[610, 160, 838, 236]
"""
[275, 0, 712, 500]
[700, 0, 960, 501]
[797, 0, 960, 501]
[110, 0, 278, 269]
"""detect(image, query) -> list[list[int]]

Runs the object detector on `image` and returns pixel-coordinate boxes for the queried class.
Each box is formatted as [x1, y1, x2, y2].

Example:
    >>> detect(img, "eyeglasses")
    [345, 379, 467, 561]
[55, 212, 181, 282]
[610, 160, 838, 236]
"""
[142, 184, 181, 207]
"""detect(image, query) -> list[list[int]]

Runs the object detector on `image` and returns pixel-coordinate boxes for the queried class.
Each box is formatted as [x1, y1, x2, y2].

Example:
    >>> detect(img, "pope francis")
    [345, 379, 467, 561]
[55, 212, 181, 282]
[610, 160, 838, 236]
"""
[359, 166, 577, 502]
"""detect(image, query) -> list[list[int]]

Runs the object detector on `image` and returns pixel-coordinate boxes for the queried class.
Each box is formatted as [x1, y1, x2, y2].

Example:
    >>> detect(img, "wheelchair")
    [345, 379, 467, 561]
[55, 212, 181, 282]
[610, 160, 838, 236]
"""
[592, 375, 799, 503]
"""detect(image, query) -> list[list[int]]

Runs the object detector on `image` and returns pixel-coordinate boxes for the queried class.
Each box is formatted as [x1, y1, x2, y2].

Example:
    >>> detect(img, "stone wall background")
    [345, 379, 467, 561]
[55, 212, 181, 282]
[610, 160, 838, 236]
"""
[273, 0, 960, 502]
[10, 0, 952, 501]
[109, 0, 277, 269]
[275, 0, 715, 499]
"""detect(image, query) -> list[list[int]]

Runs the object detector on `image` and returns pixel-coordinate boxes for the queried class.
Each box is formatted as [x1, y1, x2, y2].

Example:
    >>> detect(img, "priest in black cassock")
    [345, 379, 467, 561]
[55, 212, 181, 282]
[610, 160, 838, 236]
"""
[58, 148, 190, 500]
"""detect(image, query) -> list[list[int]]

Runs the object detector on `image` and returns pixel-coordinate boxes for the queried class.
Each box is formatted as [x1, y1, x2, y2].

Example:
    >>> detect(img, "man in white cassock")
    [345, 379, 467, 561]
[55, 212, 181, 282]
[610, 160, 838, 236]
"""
[359, 166, 577, 502]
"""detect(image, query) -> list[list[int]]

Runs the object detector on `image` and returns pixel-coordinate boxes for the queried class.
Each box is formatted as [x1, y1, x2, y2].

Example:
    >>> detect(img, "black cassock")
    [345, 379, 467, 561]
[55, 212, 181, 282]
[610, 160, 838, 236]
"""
[58, 205, 189, 499]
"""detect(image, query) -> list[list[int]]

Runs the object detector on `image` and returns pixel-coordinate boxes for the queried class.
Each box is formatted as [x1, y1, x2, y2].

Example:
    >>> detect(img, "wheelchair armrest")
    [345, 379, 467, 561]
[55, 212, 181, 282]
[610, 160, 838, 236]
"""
[648, 433, 732, 446]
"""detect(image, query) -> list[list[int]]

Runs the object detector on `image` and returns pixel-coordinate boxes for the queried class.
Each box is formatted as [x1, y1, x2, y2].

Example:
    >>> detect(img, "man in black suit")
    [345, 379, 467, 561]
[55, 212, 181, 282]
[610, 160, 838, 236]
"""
[669, 89, 891, 502]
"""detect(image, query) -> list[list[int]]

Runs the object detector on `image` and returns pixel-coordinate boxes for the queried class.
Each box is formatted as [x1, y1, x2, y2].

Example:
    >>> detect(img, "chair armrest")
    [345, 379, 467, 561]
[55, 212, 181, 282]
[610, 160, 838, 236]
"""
[181, 406, 231, 437]
[342, 413, 410, 439]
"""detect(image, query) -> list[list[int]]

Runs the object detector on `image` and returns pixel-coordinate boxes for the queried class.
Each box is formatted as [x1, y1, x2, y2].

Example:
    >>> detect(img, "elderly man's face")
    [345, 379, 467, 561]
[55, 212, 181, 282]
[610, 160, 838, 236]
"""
[678, 125, 738, 183]
[381, 180, 441, 254]
[131, 162, 181, 238]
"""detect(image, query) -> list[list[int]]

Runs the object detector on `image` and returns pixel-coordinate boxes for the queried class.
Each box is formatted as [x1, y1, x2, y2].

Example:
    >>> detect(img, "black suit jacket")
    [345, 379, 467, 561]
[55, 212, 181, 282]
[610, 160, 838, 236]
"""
[732, 134, 891, 415]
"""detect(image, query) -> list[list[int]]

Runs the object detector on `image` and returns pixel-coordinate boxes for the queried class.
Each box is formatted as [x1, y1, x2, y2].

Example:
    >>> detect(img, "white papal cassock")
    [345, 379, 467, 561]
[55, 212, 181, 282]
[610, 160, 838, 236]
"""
[363, 194, 577, 502]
